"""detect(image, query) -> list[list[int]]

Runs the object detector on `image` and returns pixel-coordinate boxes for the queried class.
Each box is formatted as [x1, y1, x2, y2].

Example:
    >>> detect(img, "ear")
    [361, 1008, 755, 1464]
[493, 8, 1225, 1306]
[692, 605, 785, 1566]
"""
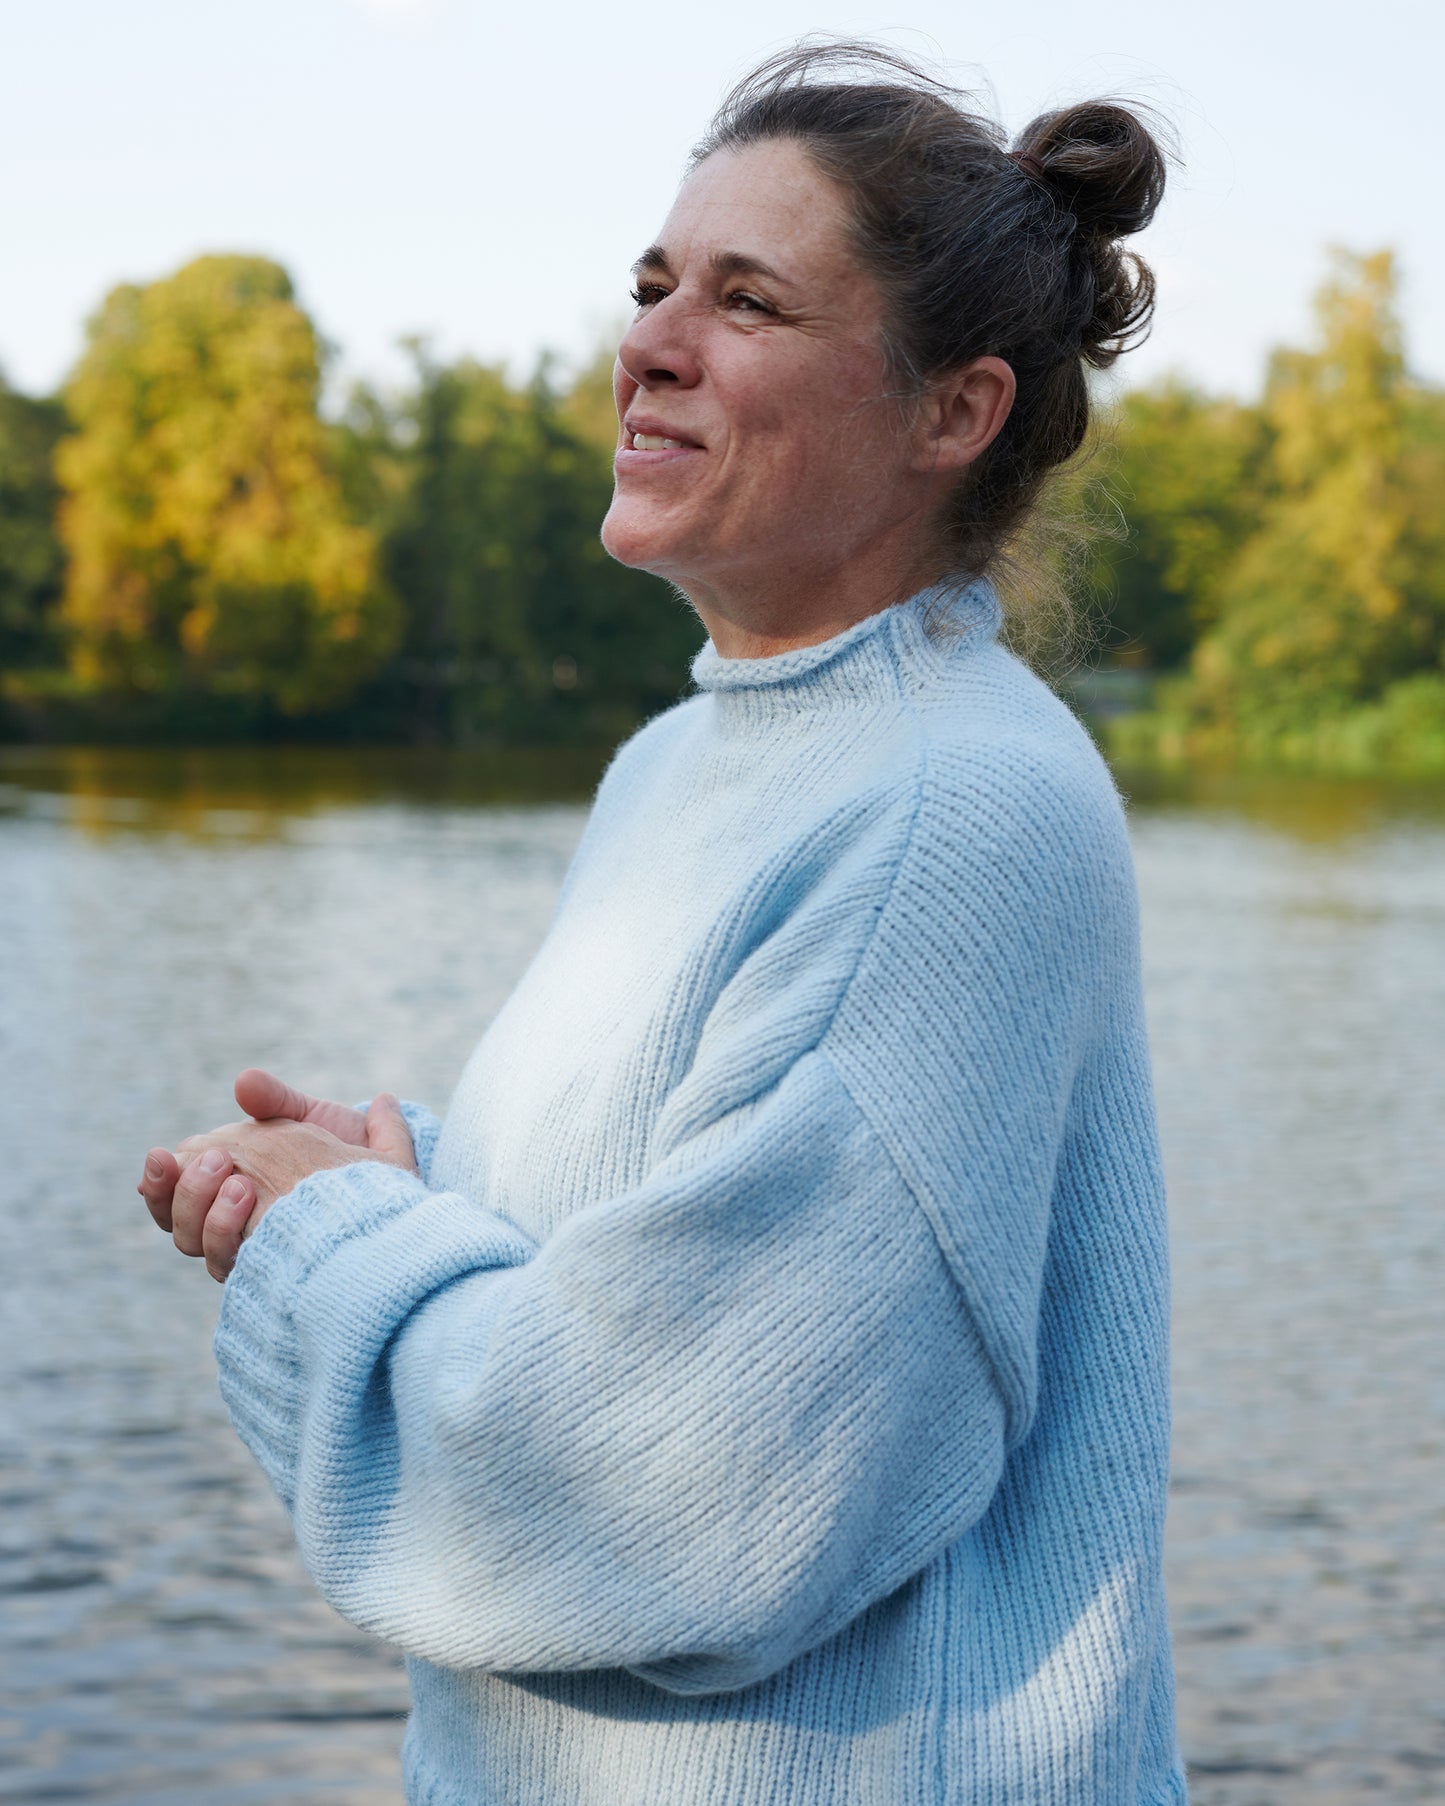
[912, 356, 1016, 475]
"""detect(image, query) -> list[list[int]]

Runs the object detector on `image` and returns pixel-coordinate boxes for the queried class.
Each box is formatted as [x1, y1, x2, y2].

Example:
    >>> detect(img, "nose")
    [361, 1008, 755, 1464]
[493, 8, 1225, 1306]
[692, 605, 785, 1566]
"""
[615, 296, 703, 392]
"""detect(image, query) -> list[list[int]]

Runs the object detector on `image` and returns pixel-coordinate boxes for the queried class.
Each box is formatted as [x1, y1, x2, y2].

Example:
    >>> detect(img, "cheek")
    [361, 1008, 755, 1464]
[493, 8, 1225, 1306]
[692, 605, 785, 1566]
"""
[752, 341, 893, 453]
[748, 365, 901, 506]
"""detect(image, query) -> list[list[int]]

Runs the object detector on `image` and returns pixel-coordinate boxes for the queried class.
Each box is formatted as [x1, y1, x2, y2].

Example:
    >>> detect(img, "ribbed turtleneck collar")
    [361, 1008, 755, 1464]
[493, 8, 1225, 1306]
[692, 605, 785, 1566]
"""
[689, 580, 1002, 711]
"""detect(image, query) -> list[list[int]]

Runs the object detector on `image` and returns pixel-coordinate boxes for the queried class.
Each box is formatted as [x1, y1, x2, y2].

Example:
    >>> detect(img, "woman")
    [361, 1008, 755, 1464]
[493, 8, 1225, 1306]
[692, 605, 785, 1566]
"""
[141, 44, 1185, 1806]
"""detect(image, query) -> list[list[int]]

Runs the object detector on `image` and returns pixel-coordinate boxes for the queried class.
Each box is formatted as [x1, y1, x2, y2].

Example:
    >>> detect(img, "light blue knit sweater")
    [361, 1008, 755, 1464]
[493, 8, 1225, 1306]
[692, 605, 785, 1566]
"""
[215, 581, 1186, 1806]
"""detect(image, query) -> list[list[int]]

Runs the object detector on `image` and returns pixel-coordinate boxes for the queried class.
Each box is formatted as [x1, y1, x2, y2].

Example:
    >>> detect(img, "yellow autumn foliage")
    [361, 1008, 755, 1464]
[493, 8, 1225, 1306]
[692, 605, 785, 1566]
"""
[1185, 251, 1435, 726]
[57, 255, 398, 712]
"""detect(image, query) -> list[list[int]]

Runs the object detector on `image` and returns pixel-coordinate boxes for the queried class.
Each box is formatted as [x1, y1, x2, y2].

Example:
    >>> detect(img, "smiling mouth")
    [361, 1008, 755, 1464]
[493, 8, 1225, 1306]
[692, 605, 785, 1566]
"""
[631, 433, 692, 450]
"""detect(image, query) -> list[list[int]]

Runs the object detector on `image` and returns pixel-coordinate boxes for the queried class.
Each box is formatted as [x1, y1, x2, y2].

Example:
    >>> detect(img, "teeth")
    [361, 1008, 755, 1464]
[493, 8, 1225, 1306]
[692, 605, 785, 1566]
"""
[633, 433, 687, 450]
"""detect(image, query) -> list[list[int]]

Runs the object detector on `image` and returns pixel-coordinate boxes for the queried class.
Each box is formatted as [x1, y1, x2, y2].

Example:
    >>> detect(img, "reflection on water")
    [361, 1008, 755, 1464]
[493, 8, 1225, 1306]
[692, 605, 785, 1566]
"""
[7, 745, 1441, 848]
[0, 744, 613, 843]
[1113, 759, 1445, 845]
[2, 746, 1442, 1804]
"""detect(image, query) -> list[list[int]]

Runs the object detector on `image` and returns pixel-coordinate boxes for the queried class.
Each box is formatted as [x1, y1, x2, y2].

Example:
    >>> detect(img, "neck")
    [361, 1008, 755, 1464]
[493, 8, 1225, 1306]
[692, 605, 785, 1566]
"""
[679, 543, 943, 660]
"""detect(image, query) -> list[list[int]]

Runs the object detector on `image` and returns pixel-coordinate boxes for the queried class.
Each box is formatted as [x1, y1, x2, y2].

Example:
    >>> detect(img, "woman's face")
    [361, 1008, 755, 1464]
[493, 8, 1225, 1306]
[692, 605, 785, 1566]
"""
[601, 140, 929, 606]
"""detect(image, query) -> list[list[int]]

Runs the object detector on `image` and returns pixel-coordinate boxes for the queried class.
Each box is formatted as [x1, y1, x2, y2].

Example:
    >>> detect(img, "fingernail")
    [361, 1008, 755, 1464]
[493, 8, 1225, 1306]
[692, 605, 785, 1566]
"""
[201, 1149, 229, 1174]
[219, 1176, 247, 1205]
[145, 1154, 163, 1179]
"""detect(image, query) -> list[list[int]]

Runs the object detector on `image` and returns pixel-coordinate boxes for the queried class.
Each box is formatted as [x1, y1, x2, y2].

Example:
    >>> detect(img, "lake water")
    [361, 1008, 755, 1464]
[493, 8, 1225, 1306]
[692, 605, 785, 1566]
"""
[2, 746, 1442, 1805]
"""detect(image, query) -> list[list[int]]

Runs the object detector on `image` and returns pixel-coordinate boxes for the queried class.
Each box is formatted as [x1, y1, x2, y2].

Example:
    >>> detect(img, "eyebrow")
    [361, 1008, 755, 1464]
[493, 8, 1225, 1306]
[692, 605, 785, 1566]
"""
[630, 245, 796, 288]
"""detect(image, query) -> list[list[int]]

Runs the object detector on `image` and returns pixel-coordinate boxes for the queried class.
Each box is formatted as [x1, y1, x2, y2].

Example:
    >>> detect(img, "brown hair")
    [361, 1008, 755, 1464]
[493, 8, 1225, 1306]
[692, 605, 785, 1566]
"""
[691, 41, 1169, 649]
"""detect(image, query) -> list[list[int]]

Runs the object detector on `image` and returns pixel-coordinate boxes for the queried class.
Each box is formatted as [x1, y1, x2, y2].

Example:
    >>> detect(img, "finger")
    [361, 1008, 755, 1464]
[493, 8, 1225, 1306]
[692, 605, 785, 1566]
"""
[365, 1093, 418, 1172]
[172, 1147, 234, 1258]
[235, 1067, 313, 1125]
[139, 1147, 182, 1232]
[203, 1173, 258, 1282]
[236, 1069, 369, 1146]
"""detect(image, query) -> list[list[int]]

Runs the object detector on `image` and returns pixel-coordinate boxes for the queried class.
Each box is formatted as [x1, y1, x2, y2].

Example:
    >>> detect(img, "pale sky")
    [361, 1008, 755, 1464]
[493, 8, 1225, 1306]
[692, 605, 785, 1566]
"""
[3, 0, 1441, 407]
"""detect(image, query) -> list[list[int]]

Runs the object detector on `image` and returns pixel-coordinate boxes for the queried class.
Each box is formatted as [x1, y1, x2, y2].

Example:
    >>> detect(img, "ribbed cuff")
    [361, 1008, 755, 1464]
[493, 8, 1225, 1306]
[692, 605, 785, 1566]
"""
[213, 1159, 533, 1511]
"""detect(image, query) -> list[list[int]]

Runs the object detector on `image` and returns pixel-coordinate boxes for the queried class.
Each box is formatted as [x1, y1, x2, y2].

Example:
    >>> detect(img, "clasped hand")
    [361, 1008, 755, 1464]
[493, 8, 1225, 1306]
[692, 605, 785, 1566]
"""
[138, 1067, 416, 1283]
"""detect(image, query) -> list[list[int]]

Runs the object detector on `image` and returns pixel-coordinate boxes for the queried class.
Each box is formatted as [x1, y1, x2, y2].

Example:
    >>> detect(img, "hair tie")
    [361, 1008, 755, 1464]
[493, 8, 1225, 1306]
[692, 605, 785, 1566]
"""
[1007, 150, 1048, 185]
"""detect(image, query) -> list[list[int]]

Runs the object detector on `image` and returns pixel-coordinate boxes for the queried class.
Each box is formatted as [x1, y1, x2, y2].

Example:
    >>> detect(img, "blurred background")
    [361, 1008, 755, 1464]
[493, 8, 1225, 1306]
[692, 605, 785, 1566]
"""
[1, 3, 1442, 1803]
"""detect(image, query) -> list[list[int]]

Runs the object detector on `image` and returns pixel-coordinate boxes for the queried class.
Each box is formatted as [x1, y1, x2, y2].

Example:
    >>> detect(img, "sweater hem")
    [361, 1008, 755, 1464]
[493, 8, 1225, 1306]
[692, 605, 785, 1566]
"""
[400, 1743, 1190, 1806]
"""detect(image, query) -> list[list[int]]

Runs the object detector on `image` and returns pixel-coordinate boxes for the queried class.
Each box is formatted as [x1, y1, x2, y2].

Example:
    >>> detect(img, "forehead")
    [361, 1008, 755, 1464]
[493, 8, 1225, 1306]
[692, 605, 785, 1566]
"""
[654, 139, 858, 281]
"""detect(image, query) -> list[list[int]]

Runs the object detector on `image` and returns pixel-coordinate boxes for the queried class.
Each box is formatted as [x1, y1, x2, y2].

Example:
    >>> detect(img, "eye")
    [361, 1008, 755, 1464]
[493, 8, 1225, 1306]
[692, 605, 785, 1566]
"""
[725, 290, 775, 316]
[630, 283, 669, 309]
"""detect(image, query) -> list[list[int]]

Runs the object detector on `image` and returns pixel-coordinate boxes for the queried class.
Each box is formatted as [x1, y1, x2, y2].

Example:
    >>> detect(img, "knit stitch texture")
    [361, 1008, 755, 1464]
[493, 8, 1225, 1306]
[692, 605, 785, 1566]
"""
[214, 580, 1186, 1805]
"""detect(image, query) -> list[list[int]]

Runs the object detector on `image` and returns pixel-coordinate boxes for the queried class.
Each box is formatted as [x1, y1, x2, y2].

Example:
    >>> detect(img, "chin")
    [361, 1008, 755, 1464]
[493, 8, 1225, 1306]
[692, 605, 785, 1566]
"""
[601, 497, 693, 577]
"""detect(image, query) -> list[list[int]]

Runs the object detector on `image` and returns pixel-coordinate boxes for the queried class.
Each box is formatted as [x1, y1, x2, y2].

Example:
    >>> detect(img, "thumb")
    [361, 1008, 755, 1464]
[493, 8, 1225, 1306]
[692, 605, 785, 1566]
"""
[366, 1094, 418, 1172]
[235, 1067, 313, 1124]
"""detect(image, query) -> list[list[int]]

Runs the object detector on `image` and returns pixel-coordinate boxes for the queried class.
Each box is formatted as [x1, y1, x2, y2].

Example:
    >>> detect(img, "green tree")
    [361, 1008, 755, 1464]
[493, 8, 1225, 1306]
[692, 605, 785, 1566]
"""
[1188, 250, 1437, 729]
[1396, 382, 1445, 650]
[0, 374, 67, 673]
[557, 336, 625, 456]
[57, 254, 397, 715]
[1087, 382, 1269, 669]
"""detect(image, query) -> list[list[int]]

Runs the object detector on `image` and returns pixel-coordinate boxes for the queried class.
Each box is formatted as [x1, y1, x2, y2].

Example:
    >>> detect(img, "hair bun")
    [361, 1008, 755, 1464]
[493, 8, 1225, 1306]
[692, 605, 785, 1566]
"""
[1013, 100, 1167, 240]
[1012, 101, 1168, 368]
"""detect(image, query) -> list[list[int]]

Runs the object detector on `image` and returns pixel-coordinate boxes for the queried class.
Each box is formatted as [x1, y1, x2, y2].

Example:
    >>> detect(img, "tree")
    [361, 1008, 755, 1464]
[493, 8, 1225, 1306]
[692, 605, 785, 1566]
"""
[1187, 250, 1437, 729]
[1086, 381, 1269, 670]
[0, 374, 66, 673]
[56, 255, 397, 715]
[374, 350, 549, 740]
[557, 335, 625, 457]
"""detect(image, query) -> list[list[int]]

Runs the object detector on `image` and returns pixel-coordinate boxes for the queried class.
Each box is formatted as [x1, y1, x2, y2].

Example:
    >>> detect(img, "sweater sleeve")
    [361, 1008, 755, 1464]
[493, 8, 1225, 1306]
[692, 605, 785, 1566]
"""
[214, 1051, 1007, 1694]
